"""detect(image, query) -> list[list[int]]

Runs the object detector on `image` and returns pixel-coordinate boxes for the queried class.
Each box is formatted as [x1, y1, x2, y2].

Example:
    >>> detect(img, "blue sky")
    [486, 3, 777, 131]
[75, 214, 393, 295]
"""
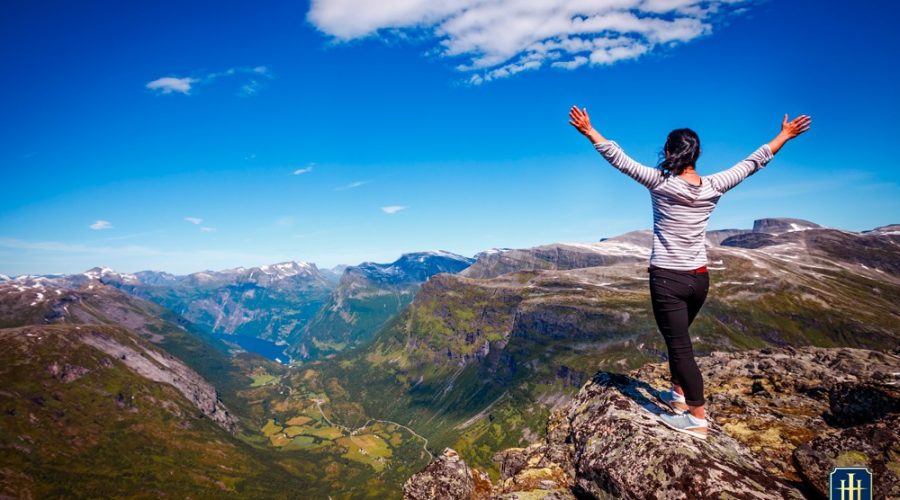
[1, 0, 898, 275]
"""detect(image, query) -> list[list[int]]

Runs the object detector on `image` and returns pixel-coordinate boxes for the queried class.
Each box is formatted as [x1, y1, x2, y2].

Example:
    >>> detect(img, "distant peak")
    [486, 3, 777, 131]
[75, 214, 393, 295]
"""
[260, 260, 317, 275]
[862, 223, 900, 236]
[400, 250, 473, 263]
[752, 218, 822, 235]
[81, 266, 139, 283]
[475, 247, 513, 257]
[83, 266, 114, 275]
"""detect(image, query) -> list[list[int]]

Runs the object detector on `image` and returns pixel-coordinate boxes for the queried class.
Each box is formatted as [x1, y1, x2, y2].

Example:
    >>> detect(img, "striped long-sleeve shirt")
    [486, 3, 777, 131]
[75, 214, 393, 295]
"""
[594, 140, 774, 270]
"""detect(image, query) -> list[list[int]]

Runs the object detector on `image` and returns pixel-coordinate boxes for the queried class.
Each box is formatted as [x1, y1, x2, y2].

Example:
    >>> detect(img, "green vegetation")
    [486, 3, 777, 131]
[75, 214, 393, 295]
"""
[249, 372, 280, 387]
[2, 230, 897, 496]
[0, 325, 342, 498]
[0, 322, 431, 498]
[281, 251, 899, 479]
[336, 434, 392, 471]
[300, 289, 416, 358]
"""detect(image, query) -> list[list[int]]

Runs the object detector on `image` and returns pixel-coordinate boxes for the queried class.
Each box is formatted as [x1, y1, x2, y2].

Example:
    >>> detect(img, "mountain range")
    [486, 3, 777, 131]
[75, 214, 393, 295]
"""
[18, 251, 474, 363]
[1, 217, 897, 498]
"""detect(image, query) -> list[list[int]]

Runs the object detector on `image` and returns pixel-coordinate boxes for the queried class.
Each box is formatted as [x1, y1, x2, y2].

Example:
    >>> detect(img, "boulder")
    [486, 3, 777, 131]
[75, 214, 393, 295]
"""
[403, 448, 493, 500]
[793, 415, 899, 498]
[560, 371, 804, 499]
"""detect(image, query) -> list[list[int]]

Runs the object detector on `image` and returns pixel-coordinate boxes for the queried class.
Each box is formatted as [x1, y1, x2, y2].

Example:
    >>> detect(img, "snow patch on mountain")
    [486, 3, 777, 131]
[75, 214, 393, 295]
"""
[560, 240, 651, 258]
[82, 266, 139, 284]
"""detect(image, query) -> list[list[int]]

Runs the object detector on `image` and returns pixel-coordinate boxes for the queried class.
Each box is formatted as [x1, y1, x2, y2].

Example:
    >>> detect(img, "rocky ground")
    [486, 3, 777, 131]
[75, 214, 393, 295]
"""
[403, 346, 900, 499]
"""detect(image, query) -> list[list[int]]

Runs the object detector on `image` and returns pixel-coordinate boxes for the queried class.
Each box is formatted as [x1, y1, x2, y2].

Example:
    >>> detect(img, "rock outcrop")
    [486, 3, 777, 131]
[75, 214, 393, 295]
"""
[403, 448, 493, 500]
[794, 415, 899, 498]
[403, 347, 900, 499]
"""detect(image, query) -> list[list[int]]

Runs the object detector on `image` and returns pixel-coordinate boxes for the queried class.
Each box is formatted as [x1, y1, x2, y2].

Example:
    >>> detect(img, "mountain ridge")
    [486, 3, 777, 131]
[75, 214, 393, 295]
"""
[0, 216, 884, 281]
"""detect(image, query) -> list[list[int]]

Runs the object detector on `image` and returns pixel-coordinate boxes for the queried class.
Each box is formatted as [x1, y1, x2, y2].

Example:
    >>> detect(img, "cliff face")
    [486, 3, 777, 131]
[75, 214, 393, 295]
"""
[403, 346, 900, 499]
[79, 327, 239, 432]
[0, 324, 276, 498]
[2, 324, 238, 433]
[0, 275, 249, 430]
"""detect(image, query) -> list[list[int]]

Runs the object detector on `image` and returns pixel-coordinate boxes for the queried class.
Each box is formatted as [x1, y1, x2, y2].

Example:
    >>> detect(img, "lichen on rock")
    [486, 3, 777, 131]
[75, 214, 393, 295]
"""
[403, 448, 493, 500]
[402, 347, 900, 499]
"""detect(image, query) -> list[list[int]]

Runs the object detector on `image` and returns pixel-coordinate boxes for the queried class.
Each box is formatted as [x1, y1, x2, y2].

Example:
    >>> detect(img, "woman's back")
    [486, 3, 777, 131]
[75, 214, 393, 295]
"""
[648, 175, 723, 270]
[594, 140, 774, 271]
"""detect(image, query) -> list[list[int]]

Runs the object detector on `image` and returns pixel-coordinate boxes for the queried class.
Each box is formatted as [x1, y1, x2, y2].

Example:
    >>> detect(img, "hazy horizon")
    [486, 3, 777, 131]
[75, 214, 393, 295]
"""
[2, 215, 893, 277]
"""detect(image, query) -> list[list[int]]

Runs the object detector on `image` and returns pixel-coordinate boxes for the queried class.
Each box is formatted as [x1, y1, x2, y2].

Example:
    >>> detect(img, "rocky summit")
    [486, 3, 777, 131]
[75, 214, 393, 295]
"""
[403, 346, 900, 499]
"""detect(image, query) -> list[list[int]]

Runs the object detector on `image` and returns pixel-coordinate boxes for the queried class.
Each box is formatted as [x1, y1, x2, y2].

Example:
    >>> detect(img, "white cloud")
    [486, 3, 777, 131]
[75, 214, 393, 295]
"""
[146, 66, 273, 95]
[381, 205, 407, 214]
[89, 220, 113, 230]
[293, 166, 314, 175]
[307, 0, 753, 83]
[336, 180, 371, 191]
[551, 56, 589, 70]
[184, 217, 203, 225]
[240, 81, 260, 96]
[146, 77, 197, 95]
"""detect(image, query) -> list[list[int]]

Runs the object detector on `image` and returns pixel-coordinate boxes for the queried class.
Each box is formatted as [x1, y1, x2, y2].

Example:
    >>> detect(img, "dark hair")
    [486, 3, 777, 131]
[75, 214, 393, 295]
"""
[658, 128, 700, 176]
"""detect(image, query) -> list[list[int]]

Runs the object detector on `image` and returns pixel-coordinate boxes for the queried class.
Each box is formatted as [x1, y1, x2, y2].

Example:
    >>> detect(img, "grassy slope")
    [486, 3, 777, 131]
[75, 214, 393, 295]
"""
[0, 285, 429, 499]
[0, 325, 344, 498]
[297, 288, 415, 358]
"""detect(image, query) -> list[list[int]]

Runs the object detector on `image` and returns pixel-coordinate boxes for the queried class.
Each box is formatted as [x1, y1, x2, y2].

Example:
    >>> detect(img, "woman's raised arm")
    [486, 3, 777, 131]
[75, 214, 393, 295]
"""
[768, 114, 812, 154]
[707, 113, 811, 195]
[569, 106, 664, 190]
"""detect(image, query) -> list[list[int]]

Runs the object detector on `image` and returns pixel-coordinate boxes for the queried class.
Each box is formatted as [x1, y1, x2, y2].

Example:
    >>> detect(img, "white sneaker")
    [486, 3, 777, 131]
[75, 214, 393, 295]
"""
[658, 413, 709, 440]
[658, 388, 688, 415]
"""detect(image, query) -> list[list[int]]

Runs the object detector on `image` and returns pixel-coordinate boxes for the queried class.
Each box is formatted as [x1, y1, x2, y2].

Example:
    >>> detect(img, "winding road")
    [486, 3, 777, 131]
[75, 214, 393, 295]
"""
[314, 399, 434, 462]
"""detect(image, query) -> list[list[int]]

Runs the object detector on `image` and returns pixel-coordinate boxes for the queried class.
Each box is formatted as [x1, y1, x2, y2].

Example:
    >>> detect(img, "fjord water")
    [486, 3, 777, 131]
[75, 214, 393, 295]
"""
[229, 334, 292, 363]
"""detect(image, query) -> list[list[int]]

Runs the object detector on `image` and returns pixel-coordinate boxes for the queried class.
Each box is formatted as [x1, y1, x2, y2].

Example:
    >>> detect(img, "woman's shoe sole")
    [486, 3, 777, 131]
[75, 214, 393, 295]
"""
[658, 416, 708, 440]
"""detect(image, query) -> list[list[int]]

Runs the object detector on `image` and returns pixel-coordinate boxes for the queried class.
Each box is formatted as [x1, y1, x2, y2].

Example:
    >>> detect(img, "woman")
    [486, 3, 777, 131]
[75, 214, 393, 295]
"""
[569, 107, 811, 439]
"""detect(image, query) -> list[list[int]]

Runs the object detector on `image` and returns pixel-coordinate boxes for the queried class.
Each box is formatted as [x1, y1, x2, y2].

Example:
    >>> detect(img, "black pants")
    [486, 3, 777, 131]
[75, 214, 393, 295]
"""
[648, 267, 709, 406]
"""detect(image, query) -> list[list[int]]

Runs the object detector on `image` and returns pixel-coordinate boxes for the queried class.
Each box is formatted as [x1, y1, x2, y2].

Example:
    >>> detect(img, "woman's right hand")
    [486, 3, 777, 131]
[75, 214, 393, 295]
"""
[768, 113, 812, 154]
[569, 106, 605, 143]
[780, 114, 812, 139]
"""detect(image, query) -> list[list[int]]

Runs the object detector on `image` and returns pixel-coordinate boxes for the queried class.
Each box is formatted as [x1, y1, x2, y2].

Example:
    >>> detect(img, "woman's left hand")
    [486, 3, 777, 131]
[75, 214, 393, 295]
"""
[569, 106, 594, 136]
[569, 106, 605, 143]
